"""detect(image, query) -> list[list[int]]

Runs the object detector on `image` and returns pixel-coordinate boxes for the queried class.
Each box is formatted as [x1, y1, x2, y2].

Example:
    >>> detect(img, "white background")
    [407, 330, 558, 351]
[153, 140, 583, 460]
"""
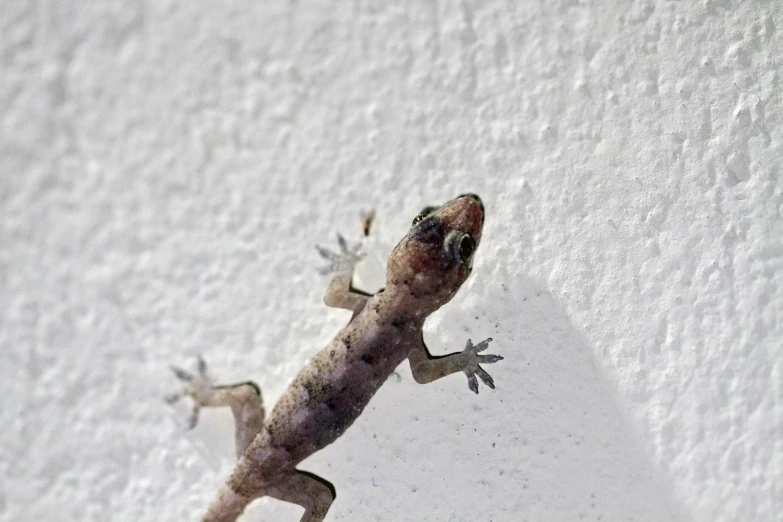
[1, 1, 781, 521]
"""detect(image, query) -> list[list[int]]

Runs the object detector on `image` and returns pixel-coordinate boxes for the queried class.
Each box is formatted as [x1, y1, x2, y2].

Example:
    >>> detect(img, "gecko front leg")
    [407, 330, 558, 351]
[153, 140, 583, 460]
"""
[317, 231, 371, 315]
[408, 337, 502, 394]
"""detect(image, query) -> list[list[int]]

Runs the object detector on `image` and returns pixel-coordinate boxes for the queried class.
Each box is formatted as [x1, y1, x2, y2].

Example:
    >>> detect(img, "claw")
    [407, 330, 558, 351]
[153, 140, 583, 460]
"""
[479, 354, 504, 364]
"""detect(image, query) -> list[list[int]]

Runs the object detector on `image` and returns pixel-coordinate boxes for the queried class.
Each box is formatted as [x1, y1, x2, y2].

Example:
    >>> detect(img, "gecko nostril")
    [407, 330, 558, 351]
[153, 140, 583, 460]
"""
[457, 193, 484, 217]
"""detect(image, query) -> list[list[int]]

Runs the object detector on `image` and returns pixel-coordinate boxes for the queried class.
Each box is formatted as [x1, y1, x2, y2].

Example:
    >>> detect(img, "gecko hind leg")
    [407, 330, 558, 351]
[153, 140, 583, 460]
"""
[167, 356, 265, 458]
[267, 470, 336, 522]
[202, 469, 334, 522]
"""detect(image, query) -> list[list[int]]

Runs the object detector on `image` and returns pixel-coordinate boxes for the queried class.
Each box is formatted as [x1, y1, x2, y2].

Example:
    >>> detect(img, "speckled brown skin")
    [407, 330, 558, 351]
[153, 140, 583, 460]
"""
[173, 195, 502, 522]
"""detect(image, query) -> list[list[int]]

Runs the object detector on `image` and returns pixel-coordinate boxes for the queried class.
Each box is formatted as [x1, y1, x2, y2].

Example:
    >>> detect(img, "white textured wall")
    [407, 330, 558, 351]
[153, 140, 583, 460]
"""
[1, 1, 781, 521]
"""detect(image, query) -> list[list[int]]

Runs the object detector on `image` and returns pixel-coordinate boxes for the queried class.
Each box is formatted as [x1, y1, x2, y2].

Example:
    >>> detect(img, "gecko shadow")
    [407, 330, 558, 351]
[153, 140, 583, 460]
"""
[299, 270, 689, 521]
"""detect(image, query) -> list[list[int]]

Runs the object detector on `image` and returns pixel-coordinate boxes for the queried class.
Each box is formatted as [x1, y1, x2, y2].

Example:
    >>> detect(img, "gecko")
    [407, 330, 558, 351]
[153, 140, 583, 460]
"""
[168, 193, 503, 522]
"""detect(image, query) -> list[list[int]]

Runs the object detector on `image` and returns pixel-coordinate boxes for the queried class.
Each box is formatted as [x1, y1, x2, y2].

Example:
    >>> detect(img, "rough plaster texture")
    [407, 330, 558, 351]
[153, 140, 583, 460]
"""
[1, 1, 781, 521]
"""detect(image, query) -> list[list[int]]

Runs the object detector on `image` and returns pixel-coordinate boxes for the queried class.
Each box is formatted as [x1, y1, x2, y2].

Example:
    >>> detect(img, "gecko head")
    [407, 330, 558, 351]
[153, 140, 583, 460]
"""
[385, 194, 484, 315]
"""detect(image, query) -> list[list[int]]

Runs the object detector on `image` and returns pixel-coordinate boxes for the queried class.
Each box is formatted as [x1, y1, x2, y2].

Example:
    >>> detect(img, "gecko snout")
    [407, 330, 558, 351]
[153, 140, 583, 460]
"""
[443, 194, 484, 247]
[457, 193, 484, 218]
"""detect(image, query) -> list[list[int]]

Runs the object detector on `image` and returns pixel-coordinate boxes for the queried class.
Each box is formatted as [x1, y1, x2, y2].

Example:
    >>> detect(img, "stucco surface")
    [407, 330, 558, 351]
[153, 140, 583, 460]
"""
[1, 1, 781, 521]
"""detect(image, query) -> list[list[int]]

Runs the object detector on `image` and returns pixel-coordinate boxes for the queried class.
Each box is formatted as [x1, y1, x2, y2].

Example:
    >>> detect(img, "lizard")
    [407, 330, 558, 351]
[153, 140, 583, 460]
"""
[168, 193, 503, 522]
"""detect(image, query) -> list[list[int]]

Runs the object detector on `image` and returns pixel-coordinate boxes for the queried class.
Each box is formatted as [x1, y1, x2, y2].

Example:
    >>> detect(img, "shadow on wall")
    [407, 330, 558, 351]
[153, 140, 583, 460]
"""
[174, 258, 690, 521]
[447, 266, 689, 521]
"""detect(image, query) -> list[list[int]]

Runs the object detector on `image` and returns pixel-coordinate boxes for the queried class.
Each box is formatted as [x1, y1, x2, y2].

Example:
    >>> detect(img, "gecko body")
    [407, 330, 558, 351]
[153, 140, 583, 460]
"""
[170, 194, 502, 521]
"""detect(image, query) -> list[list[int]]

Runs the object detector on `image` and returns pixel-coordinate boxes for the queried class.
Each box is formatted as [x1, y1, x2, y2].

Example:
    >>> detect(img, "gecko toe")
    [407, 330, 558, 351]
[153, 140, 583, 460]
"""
[187, 407, 201, 430]
[164, 392, 182, 404]
[466, 371, 479, 394]
[337, 233, 349, 253]
[197, 355, 208, 377]
[473, 338, 493, 353]
[479, 354, 503, 364]
[171, 366, 194, 382]
[475, 366, 495, 389]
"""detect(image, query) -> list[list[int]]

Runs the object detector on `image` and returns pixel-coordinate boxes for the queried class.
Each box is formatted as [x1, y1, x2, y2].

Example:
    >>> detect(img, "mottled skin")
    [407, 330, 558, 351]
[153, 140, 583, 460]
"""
[169, 194, 502, 522]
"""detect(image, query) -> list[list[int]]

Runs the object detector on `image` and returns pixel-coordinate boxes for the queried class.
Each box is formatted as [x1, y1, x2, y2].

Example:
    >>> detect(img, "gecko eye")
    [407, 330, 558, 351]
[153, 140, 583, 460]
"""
[445, 231, 475, 264]
[411, 206, 439, 227]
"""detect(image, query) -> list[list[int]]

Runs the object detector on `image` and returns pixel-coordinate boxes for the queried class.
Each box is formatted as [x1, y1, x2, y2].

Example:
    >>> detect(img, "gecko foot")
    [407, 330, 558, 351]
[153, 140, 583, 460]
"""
[166, 355, 215, 429]
[460, 338, 502, 394]
[316, 233, 365, 276]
